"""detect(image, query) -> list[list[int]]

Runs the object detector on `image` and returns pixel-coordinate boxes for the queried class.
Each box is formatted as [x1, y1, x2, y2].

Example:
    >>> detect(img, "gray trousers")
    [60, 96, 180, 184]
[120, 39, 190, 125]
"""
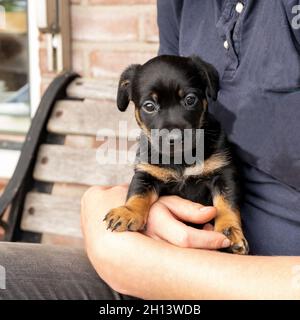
[0, 242, 135, 300]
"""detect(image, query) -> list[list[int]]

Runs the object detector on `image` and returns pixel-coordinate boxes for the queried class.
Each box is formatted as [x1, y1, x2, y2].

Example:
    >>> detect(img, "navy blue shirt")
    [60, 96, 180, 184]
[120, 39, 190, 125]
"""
[157, 0, 300, 255]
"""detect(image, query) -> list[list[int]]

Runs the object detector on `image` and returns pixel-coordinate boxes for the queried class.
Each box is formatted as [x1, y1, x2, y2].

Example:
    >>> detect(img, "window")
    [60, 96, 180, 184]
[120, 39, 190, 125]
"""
[0, 0, 31, 133]
[0, 0, 40, 179]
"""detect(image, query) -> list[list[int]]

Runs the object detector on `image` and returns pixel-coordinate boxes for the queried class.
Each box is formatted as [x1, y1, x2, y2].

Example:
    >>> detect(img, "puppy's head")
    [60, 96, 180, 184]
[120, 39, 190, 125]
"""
[117, 55, 219, 155]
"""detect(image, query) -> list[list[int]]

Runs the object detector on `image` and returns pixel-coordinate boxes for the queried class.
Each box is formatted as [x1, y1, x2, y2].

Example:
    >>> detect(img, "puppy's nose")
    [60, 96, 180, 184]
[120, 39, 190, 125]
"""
[166, 131, 183, 145]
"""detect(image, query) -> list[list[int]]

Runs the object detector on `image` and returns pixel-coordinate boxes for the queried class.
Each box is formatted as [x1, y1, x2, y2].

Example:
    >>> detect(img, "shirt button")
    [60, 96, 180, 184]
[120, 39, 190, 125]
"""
[235, 2, 244, 13]
[223, 40, 229, 50]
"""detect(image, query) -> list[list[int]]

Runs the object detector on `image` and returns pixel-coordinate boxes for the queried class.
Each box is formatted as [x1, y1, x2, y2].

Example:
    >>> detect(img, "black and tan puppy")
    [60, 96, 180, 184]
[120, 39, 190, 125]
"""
[104, 55, 249, 255]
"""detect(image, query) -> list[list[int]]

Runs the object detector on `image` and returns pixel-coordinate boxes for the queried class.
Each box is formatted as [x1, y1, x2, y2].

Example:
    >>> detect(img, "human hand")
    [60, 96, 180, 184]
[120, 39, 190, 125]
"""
[144, 196, 231, 250]
[80, 185, 230, 296]
[81, 185, 230, 252]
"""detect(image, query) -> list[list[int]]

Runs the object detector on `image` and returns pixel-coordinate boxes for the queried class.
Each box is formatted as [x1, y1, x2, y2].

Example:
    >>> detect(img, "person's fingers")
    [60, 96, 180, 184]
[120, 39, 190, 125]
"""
[141, 228, 164, 242]
[147, 202, 230, 249]
[158, 195, 217, 224]
[183, 226, 230, 249]
[203, 223, 214, 231]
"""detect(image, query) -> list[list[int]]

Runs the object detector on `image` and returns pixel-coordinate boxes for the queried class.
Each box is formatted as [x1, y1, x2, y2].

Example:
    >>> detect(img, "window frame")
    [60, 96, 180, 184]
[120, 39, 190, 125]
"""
[0, 0, 40, 179]
[0, 0, 40, 119]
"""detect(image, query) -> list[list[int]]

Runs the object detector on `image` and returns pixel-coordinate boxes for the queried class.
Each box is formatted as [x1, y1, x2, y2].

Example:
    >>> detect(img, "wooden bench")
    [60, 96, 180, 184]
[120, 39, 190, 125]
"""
[0, 72, 139, 246]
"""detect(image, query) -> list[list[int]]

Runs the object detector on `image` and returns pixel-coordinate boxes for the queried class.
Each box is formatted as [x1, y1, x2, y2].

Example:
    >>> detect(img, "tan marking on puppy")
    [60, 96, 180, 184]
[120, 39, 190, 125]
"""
[178, 89, 184, 98]
[137, 153, 230, 182]
[202, 99, 208, 110]
[120, 79, 130, 87]
[213, 195, 248, 255]
[136, 163, 179, 183]
[105, 191, 158, 232]
[135, 108, 150, 138]
[202, 153, 230, 175]
[199, 99, 208, 127]
[184, 153, 230, 177]
[151, 92, 158, 101]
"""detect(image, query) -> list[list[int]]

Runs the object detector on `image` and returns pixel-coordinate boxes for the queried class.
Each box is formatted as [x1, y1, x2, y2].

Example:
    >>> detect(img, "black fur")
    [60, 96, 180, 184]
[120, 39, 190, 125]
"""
[118, 55, 241, 224]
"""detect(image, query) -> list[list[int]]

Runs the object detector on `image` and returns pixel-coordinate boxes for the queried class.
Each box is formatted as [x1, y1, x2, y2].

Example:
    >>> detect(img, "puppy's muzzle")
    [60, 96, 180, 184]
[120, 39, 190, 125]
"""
[165, 131, 183, 146]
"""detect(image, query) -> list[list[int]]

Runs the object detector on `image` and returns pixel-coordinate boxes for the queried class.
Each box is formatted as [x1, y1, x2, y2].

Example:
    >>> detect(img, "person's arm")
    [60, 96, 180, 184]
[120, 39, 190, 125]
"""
[81, 186, 300, 300]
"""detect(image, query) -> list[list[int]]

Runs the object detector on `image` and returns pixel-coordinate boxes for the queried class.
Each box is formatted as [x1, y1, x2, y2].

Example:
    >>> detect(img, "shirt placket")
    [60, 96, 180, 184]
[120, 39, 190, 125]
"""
[216, 0, 246, 79]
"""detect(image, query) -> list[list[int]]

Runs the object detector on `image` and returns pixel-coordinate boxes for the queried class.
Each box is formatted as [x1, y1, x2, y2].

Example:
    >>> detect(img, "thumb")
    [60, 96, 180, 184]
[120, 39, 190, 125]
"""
[158, 195, 217, 224]
[148, 202, 230, 250]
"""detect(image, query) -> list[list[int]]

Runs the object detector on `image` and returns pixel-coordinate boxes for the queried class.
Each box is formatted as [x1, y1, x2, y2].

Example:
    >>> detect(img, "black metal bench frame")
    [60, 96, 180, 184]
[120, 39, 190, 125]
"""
[0, 72, 79, 242]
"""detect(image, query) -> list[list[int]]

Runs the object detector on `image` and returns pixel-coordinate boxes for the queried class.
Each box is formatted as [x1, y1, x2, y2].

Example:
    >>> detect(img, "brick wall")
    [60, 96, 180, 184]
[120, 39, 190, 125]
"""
[0, 179, 8, 194]
[40, 0, 159, 92]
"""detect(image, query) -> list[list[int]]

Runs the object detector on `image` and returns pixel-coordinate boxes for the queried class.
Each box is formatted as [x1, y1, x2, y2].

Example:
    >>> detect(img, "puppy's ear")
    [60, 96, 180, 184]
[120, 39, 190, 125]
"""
[117, 64, 140, 111]
[190, 55, 219, 101]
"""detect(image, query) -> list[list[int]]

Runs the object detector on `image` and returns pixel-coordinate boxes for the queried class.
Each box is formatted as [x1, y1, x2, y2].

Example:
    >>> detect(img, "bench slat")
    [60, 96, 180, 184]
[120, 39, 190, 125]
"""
[52, 183, 89, 198]
[67, 78, 117, 101]
[47, 99, 139, 138]
[21, 192, 81, 238]
[33, 144, 135, 186]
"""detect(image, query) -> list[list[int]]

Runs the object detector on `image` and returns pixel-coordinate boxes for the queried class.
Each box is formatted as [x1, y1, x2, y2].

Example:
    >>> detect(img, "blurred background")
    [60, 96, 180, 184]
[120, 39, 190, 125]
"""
[0, 0, 158, 194]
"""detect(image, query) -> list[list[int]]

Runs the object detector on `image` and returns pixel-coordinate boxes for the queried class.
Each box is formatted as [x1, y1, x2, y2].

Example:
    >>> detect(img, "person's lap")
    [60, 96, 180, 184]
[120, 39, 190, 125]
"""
[0, 242, 135, 300]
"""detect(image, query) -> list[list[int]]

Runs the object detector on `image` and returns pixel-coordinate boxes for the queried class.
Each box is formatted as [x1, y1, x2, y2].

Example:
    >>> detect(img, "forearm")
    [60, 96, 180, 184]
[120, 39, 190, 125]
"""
[82, 187, 300, 300]
[85, 217, 300, 300]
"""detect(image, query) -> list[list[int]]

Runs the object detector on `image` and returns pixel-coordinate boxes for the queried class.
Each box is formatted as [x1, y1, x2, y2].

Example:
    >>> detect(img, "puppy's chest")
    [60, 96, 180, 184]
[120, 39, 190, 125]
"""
[135, 152, 230, 205]
[159, 178, 213, 206]
[135, 152, 229, 183]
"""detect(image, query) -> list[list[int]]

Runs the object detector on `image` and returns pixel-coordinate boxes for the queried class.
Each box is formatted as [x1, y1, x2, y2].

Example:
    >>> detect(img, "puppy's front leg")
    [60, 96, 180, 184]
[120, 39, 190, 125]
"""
[104, 172, 158, 232]
[212, 167, 249, 255]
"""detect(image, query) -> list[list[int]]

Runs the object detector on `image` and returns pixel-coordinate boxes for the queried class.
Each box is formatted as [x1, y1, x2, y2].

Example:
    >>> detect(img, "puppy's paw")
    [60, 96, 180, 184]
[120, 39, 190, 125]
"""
[218, 226, 249, 255]
[104, 206, 146, 232]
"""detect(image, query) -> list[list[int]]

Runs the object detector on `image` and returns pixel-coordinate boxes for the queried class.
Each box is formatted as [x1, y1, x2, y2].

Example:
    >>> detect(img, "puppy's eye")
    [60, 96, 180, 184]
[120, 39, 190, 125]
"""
[184, 93, 198, 108]
[142, 101, 159, 114]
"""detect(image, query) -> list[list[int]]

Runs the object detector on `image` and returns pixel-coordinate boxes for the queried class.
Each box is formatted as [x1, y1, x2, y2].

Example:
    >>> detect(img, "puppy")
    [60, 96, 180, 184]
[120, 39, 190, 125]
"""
[104, 55, 249, 255]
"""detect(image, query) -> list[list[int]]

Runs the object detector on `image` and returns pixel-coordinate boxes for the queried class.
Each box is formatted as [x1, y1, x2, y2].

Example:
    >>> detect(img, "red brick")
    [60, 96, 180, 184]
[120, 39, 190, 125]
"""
[40, 77, 55, 95]
[39, 48, 57, 76]
[40, 47, 82, 76]
[39, 48, 49, 74]
[89, 50, 156, 78]
[0, 134, 25, 143]
[0, 227, 4, 240]
[89, 0, 156, 4]
[40, 83, 48, 95]
[72, 6, 139, 42]
[38, 32, 47, 44]
[0, 179, 8, 195]
[143, 8, 159, 43]
[72, 49, 84, 74]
